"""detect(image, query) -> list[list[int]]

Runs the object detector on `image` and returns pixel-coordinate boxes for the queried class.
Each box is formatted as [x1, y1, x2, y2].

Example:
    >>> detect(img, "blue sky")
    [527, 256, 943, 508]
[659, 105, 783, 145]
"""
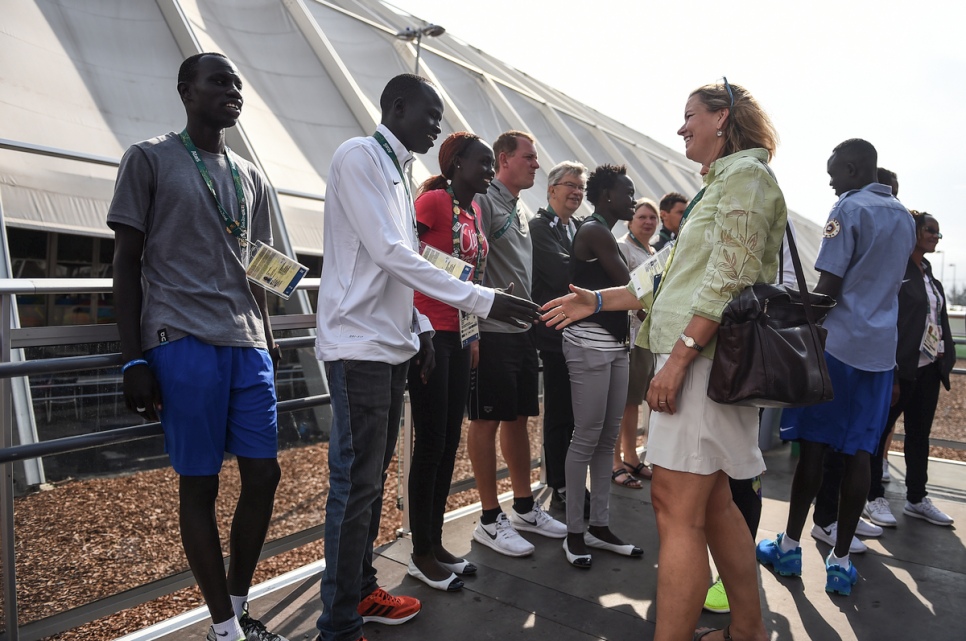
[392, 0, 966, 292]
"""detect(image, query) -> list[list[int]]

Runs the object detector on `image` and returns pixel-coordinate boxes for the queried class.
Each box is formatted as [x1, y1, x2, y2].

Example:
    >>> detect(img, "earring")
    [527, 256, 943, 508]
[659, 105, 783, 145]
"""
[716, 129, 723, 138]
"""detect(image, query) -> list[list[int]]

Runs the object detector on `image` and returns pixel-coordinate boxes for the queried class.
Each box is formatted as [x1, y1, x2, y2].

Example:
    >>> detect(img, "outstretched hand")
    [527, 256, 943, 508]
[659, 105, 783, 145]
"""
[540, 284, 596, 330]
[488, 282, 541, 328]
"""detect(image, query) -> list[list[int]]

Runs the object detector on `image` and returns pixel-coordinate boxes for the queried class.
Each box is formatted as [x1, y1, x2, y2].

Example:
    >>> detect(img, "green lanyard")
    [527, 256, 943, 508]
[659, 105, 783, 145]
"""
[373, 131, 417, 238]
[589, 212, 609, 227]
[628, 231, 652, 253]
[179, 130, 247, 242]
[446, 186, 486, 284]
[492, 203, 519, 240]
[679, 186, 706, 229]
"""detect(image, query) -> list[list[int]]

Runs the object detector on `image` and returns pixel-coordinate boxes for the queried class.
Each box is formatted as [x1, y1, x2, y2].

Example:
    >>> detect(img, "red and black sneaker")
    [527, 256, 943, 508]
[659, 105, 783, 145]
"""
[357, 588, 420, 625]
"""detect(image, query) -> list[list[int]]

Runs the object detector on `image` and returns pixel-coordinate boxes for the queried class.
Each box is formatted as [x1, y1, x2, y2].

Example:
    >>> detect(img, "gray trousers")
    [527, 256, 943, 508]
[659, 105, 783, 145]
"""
[562, 341, 629, 532]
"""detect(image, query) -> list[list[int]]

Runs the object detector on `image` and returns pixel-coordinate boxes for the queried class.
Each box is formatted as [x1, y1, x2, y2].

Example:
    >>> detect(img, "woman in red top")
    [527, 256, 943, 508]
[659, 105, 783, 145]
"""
[408, 132, 494, 591]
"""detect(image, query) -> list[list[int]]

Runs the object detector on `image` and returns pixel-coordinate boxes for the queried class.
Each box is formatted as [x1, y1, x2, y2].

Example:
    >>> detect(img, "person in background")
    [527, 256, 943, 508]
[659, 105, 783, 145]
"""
[110, 52, 287, 641]
[651, 192, 687, 251]
[560, 164, 643, 568]
[864, 211, 956, 527]
[544, 79, 782, 641]
[529, 161, 591, 512]
[468, 131, 567, 558]
[758, 139, 915, 599]
[407, 132, 495, 592]
[612, 198, 659, 488]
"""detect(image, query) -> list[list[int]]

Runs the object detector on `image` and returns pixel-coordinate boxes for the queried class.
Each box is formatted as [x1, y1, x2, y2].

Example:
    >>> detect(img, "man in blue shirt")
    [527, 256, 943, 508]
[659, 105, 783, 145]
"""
[756, 139, 915, 597]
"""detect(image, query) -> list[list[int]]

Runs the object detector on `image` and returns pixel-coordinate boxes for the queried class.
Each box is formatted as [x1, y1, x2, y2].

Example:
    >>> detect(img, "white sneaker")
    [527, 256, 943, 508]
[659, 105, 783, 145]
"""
[864, 497, 898, 527]
[810, 522, 867, 554]
[881, 466, 891, 483]
[508, 502, 567, 539]
[855, 517, 883, 538]
[903, 497, 954, 526]
[473, 512, 535, 557]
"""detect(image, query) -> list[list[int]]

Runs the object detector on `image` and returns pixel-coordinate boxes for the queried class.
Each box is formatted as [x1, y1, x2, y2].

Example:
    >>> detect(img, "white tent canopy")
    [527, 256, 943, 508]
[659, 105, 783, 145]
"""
[0, 0, 820, 271]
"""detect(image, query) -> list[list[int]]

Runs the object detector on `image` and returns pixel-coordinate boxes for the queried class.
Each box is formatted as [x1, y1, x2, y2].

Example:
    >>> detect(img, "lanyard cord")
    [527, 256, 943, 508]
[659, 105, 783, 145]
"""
[178, 130, 248, 242]
[445, 185, 486, 284]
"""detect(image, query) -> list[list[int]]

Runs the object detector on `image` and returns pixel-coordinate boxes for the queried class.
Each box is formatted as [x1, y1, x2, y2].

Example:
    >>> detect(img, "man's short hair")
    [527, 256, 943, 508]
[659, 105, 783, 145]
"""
[379, 74, 435, 114]
[832, 138, 877, 173]
[178, 52, 229, 85]
[492, 130, 535, 159]
[659, 192, 687, 213]
[547, 161, 587, 188]
[877, 167, 897, 185]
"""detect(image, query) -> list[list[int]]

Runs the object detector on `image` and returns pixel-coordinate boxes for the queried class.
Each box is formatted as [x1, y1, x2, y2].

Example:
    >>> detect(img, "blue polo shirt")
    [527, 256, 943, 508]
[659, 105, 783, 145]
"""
[816, 182, 915, 372]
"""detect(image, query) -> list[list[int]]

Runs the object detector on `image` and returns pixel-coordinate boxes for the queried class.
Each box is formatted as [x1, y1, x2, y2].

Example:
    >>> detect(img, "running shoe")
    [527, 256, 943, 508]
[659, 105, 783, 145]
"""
[756, 533, 802, 577]
[508, 502, 567, 538]
[904, 497, 954, 526]
[473, 512, 535, 557]
[357, 588, 420, 625]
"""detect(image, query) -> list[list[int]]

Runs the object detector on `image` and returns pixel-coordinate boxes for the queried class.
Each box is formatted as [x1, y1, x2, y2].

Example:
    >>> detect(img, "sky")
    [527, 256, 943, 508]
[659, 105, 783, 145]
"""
[390, 0, 966, 293]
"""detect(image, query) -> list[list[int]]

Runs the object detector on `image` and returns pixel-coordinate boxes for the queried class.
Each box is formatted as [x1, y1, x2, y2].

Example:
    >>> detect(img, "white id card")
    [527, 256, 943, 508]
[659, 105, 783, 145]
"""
[920, 321, 941, 360]
[245, 241, 309, 300]
[421, 244, 473, 281]
[460, 311, 480, 347]
[627, 241, 674, 310]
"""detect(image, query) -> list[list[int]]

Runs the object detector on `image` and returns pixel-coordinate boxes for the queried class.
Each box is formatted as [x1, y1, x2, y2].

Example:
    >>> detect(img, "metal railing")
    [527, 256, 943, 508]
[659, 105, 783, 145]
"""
[1, 280, 963, 641]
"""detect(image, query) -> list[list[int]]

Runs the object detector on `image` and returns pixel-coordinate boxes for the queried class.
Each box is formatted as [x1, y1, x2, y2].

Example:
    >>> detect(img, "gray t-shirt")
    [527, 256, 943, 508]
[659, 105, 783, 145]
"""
[107, 132, 272, 351]
[475, 178, 532, 334]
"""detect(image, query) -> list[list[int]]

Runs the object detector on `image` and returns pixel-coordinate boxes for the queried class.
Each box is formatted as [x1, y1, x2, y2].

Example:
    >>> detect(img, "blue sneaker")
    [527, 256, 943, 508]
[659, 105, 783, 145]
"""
[756, 533, 802, 577]
[825, 556, 858, 596]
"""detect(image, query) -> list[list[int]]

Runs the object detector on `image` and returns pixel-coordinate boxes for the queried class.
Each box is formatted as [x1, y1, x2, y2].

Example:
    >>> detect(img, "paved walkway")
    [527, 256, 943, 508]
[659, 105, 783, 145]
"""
[155, 445, 966, 641]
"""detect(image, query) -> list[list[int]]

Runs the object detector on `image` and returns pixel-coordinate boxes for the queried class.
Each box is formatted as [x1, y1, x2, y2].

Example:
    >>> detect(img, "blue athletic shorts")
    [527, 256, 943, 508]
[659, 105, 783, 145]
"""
[145, 335, 278, 475]
[779, 352, 892, 455]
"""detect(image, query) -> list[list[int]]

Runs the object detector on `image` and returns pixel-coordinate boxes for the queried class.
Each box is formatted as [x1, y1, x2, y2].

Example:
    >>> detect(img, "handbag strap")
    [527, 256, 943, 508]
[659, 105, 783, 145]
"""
[782, 221, 821, 330]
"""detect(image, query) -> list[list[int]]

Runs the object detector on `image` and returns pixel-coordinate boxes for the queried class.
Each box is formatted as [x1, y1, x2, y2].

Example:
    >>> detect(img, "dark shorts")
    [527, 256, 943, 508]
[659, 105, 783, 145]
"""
[145, 335, 278, 475]
[779, 351, 892, 455]
[467, 331, 539, 421]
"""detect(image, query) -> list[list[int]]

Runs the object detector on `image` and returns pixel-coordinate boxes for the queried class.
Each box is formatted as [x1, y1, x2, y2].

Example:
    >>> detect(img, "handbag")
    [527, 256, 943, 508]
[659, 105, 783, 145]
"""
[707, 222, 836, 408]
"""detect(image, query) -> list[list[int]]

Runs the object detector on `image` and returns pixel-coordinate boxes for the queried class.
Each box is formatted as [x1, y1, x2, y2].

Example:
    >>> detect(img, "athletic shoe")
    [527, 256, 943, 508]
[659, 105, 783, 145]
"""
[809, 522, 867, 554]
[508, 502, 567, 538]
[825, 554, 859, 596]
[756, 533, 802, 577]
[903, 497, 954, 526]
[473, 512, 535, 557]
[863, 497, 897, 527]
[357, 588, 420, 625]
[855, 517, 883, 538]
[881, 466, 891, 483]
[239, 604, 288, 641]
[206, 627, 244, 641]
[703, 576, 730, 613]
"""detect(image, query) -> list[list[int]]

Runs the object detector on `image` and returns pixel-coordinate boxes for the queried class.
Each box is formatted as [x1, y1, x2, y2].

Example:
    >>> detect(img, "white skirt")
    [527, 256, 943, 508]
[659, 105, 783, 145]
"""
[647, 354, 765, 479]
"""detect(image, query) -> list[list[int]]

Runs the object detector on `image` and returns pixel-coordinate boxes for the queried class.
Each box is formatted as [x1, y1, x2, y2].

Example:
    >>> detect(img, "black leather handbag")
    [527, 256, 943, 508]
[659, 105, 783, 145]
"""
[707, 223, 836, 408]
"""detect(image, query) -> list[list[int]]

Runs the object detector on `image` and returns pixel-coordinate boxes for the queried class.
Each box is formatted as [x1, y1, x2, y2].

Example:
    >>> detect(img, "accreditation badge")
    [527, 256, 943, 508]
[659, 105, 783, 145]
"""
[460, 311, 480, 347]
[920, 321, 941, 360]
[245, 241, 309, 300]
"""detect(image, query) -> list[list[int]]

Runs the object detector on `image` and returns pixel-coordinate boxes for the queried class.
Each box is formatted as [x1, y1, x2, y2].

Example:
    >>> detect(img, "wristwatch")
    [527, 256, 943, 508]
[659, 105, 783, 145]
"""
[680, 333, 704, 352]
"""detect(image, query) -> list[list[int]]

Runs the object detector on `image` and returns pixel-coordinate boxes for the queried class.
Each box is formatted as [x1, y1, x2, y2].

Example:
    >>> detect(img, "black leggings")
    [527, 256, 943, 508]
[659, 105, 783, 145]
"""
[407, 332, 470, 555]
[729, 476, 762, 536]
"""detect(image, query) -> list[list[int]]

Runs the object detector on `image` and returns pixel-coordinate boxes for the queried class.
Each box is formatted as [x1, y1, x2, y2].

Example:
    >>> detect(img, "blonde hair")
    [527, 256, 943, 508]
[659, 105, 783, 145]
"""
[690, 81, 779, 161]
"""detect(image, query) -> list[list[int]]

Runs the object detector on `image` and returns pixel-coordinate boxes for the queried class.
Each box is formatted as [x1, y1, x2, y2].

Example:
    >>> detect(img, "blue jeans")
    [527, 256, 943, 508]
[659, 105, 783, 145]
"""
[317, 360, 408, 641]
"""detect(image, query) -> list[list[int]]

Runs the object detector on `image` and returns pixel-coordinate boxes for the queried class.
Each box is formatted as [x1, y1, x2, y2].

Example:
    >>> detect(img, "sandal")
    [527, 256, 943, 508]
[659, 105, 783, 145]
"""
[694, 625, 732, 641]
[623, 460, 653, 480]
[611, 468, 643, 489]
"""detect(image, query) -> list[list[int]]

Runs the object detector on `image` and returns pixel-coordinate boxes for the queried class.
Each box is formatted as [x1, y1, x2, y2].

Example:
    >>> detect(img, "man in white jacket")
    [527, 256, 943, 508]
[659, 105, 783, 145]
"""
[314, 74, 539, 641]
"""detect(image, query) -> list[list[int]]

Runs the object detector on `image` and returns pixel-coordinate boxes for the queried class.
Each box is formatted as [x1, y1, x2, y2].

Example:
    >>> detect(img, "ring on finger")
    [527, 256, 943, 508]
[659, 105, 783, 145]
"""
[136, 406, 147, 412]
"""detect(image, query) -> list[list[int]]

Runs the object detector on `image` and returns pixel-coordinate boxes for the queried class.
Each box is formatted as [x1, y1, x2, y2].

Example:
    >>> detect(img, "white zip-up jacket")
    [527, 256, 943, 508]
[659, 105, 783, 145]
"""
[316, 125, 495, 364]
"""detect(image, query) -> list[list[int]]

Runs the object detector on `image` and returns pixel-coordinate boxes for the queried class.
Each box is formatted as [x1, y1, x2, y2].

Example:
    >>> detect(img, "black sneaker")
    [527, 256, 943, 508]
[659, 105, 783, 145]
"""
[239, 603, 288, 641]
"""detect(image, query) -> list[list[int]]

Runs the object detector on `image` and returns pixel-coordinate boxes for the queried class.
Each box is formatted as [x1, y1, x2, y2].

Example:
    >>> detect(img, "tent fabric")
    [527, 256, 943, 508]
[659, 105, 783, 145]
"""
[0, 0, 820, 279]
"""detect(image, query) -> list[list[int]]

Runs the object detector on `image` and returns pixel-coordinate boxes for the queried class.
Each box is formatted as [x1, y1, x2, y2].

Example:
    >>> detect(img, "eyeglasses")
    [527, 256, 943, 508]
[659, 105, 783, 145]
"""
[923, 227, 942, 239]
[722, 76, 734, 108]
[554, 181, 585, 192]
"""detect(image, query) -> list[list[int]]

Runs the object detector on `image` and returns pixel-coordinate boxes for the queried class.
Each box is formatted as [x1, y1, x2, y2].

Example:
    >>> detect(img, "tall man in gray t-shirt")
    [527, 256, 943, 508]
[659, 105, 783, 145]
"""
[468, 131, 567, 557]
[109, 53, 286, 641]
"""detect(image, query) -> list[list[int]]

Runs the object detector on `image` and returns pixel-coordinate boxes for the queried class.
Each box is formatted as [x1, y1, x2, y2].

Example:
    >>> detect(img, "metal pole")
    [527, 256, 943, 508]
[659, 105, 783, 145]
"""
[413, 32, 423, 74]
[1, 291, 20, 641]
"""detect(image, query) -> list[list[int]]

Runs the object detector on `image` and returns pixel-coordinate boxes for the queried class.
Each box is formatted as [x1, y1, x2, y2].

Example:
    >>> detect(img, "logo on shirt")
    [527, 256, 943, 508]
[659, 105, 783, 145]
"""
[823, 219, 841, 238]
